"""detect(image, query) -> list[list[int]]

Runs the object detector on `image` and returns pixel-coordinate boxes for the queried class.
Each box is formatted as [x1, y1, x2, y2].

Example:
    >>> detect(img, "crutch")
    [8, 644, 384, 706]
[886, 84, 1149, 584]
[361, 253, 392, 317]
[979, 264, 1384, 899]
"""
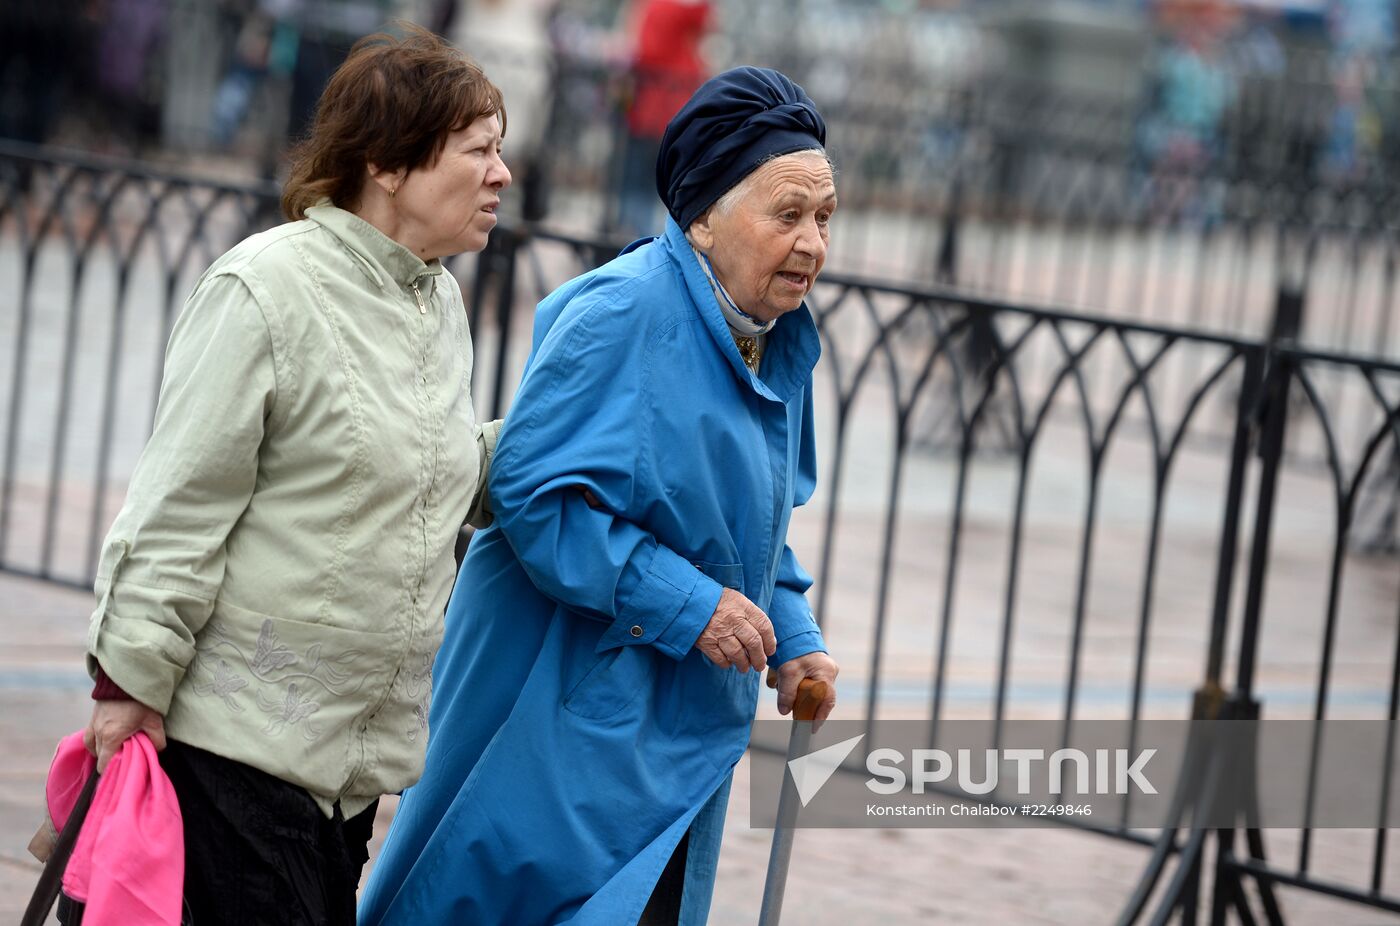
[757, 676, 829, 926]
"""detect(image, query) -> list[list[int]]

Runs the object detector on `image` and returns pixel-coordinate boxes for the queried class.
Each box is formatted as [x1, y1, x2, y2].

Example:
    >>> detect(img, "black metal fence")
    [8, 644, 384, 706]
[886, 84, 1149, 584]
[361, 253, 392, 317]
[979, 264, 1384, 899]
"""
[2, 144, 1398, 921]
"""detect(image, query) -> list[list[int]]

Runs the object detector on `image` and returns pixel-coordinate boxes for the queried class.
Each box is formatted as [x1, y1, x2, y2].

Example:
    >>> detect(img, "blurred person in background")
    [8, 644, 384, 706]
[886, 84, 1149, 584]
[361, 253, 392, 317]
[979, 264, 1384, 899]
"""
[208, 0, 394, 169]
[285, 0, 395, 139]
[1137, 0, 1238, 219]
[358, 65, 839, 926]
[0, 0, 93, 145]
[94, 0, 170, 146]
[73, 27, 509, 925]
[616, 0, 712, 237]
[1322, 0, 1396, 184]
[451, 0, 555, 222]
[536, 0, 631, 217]
[211, 1, 290, 148]
[1141, 0, 1237, 173]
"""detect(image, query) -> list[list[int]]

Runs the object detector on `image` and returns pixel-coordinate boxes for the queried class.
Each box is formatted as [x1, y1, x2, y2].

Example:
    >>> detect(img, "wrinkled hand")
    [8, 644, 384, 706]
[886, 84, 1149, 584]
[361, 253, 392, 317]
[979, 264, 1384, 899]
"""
[767, 652, 839, 730]
[84, 699, 166, 773]
[695, 588, 777, 673]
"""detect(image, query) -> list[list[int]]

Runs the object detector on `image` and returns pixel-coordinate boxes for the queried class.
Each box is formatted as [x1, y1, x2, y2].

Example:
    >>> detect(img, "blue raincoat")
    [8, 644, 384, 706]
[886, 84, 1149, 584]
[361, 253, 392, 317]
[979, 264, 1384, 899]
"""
[358, 216, 827, 926]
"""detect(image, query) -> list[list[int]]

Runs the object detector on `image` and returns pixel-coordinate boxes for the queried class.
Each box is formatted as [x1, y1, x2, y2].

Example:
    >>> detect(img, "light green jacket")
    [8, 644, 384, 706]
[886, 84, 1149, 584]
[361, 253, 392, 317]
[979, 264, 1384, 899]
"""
[87, 203, 499, 818]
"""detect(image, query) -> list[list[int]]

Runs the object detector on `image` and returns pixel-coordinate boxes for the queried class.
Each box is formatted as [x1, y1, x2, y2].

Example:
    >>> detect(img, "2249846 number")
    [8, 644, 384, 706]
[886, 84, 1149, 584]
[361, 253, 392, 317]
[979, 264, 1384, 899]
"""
[1021, 804, 1092, 816]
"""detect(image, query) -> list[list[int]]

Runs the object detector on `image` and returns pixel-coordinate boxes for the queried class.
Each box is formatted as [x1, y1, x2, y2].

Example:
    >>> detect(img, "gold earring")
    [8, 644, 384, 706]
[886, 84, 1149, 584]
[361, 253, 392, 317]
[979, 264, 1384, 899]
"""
[389, 186, 397, 199]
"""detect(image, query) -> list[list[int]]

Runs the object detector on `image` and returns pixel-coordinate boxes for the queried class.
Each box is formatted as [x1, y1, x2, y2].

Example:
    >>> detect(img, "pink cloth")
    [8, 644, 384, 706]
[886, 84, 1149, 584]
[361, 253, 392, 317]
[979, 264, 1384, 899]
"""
[45, 730, 183, 925]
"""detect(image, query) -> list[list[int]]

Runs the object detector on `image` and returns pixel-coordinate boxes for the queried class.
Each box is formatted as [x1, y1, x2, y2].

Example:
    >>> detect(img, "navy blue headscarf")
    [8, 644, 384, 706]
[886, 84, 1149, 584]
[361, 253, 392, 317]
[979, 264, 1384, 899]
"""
[656, 66, 827, 230]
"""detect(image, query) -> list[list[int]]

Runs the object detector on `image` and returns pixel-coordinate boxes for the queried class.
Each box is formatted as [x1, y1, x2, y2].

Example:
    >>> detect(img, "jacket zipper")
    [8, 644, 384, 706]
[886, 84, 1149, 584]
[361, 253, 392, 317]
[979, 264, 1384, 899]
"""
[344, 277, 431, 801]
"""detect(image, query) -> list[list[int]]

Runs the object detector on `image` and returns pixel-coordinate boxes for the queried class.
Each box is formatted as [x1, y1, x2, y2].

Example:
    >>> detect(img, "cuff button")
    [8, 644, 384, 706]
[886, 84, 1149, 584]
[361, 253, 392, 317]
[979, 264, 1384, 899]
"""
[630, 625, 644, 638]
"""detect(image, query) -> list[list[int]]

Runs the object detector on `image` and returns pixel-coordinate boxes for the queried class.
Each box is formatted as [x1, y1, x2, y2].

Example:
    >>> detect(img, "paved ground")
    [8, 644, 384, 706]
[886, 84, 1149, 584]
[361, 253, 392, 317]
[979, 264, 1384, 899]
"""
[3, 570, 1396, 925]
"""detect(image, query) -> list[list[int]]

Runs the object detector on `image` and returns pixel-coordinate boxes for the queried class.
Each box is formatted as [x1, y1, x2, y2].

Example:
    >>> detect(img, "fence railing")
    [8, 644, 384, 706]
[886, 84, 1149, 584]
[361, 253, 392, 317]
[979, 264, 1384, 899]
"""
[2, 144, 1397, 922]
[483, 48, 1400, 369]
[10, 0, 1400, 365]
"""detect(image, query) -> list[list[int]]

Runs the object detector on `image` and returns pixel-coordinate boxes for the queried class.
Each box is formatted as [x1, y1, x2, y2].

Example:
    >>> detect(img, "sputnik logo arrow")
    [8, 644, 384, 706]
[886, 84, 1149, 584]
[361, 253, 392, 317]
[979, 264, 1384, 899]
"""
[787, 734, 865, 807]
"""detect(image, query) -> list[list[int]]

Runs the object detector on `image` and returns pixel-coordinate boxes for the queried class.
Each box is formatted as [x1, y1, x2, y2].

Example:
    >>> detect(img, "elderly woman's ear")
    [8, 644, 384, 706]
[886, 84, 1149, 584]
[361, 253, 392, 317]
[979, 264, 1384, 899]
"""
[686, 210, 718, 251]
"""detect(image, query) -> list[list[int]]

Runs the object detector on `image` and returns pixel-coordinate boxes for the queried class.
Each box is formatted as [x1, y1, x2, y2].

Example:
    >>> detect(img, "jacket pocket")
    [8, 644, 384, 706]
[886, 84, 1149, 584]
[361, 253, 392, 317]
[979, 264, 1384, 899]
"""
[562, 644, 658, 721]
[180, 603, 391, 745]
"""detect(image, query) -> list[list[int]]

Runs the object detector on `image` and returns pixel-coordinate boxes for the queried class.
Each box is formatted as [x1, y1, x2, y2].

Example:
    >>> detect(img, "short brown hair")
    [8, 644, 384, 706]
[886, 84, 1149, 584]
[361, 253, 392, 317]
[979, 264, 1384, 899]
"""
[281, 24, 505, 220]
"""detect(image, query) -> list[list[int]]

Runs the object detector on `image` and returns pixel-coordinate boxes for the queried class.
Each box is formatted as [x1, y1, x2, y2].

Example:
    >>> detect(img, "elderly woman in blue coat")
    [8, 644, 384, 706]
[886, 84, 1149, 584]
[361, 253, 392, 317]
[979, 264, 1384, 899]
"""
[359, 66, 840, 926]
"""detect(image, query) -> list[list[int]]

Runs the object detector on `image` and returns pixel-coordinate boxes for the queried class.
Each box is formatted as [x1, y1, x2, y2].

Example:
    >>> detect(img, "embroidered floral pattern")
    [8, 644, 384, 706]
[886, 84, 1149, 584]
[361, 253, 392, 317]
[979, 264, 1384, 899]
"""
[256, 683, 323, 739]
[402, 651, 433, 701]
[191, 618, 369, 741]
[409, 702, 429, 743]
[251, 621, 298, 673]
[190, 658, 248, 712]
[303, 642, 362, 686]
[403, 651, 434, 742]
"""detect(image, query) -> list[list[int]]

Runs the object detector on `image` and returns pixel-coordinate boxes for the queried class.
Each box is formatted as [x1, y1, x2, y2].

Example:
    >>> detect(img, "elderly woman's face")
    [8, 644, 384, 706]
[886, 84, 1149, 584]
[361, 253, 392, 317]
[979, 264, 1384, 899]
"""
[393, 113, 511, 259]
[689, 154, 836, 323]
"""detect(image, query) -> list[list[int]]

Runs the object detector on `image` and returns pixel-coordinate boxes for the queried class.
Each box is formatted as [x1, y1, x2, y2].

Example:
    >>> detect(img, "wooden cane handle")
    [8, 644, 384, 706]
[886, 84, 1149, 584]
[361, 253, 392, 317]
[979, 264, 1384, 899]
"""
[764, 672, 829, 722]
[793, 679, 829, 722]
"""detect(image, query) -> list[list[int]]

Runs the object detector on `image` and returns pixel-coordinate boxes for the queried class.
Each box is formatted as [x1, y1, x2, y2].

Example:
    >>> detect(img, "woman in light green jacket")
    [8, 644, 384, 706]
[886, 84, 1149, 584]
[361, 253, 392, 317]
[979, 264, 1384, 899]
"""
[74, 26, 510, 925]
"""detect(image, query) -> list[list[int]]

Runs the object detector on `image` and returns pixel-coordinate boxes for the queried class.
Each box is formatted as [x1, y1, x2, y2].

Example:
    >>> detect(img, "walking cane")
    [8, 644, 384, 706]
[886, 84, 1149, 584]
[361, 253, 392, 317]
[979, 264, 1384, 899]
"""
[22, 769, 100, 926]
[757, 676, 828, 926]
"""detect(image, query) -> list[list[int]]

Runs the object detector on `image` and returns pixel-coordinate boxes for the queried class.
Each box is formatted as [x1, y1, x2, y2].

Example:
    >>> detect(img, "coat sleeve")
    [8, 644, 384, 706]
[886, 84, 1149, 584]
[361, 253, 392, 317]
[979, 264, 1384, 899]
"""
[86, 271, 276, 714]
[488, 298, 721, 662]
[463, 418, 502, 528]
[769, 388, 828, 665]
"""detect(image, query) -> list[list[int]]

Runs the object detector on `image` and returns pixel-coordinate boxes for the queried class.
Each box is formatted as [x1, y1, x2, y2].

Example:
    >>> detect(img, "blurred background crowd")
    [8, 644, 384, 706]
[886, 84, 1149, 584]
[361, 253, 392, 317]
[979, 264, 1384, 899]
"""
[6, 0, 1400, 250]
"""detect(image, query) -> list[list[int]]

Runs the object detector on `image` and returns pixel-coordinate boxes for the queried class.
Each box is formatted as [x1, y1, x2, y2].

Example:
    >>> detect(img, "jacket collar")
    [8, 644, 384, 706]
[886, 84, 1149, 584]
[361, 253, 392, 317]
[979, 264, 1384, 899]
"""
[305, 201, 444, 291]
[661, 216, 820, 404]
